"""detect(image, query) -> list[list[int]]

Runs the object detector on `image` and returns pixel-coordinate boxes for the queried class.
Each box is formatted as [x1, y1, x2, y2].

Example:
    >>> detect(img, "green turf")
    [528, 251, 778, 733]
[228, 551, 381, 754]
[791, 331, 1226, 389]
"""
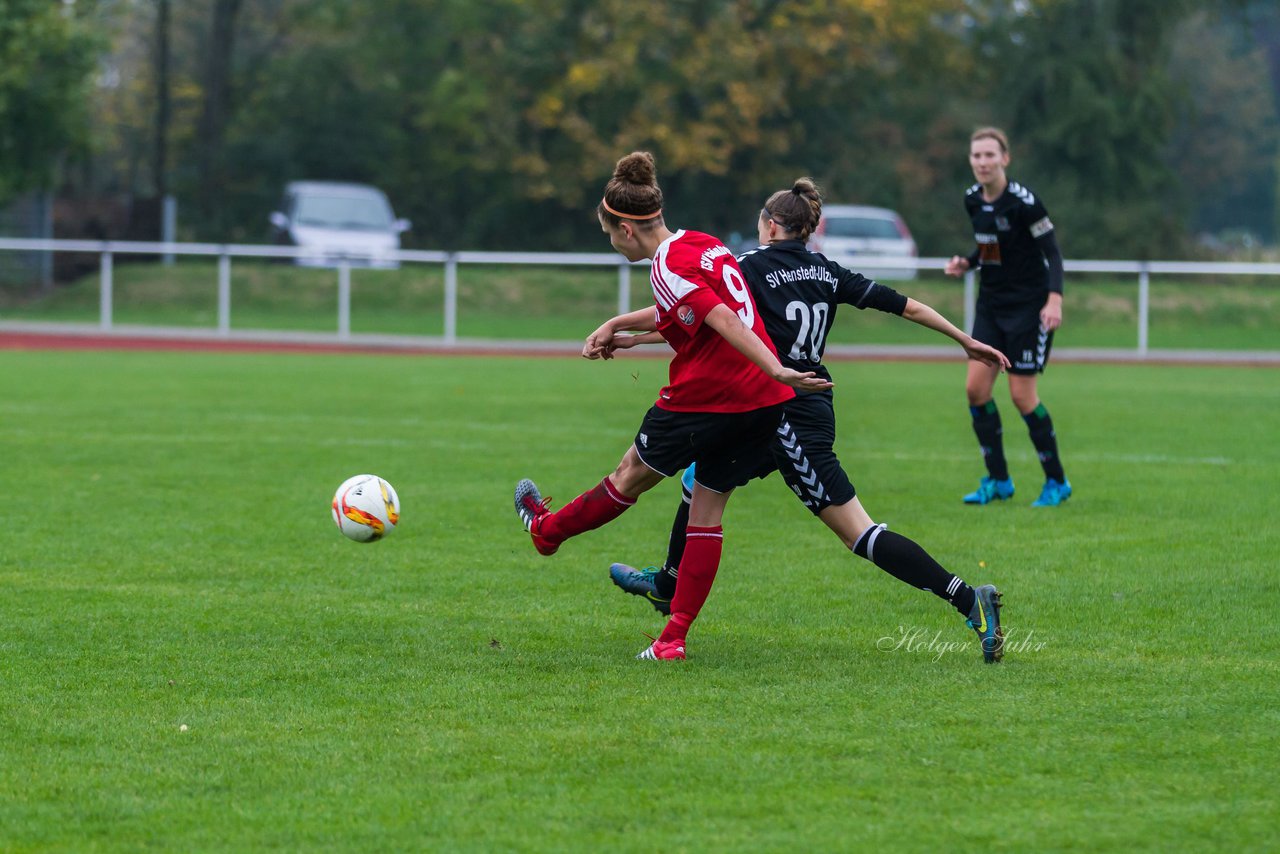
[0, 351, 1276, 851]
[3, 259, 1278, 350]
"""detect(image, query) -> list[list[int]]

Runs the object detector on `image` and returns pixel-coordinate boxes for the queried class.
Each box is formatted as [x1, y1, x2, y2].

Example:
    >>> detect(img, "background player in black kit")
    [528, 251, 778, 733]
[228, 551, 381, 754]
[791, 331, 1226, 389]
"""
[945, 126, 1072, 507]
[599, 179, 1012, 663]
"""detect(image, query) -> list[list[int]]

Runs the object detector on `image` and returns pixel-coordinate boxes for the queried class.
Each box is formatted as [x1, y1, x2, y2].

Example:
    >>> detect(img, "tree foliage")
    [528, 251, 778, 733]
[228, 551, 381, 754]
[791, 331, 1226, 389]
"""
[0, 0, 97, 203]
[1168, 6, 1278, 241]
[218, 0, 977, 248]
[975, 0, 1198, 257]
[60, 0, 1280, 255]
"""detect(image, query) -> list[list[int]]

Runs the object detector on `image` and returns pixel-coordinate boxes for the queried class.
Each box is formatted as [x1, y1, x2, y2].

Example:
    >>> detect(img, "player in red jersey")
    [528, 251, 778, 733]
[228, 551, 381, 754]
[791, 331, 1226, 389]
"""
[513, 151, 831, 662]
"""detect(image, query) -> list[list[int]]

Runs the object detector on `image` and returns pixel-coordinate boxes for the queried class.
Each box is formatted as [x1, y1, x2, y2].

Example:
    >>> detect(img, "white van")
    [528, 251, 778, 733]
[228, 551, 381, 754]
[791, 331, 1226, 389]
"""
[808, 204, 918, 280]
[269, 181, 410, 268]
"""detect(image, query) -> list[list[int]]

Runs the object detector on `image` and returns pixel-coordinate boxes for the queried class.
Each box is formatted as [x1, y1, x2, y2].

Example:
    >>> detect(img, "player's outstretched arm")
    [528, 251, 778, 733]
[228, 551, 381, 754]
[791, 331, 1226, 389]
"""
[583, 308, 658, 360]
[901, 298, 1010, 370]
[703, 304, 833, 391]
[588, 331, 668, 361]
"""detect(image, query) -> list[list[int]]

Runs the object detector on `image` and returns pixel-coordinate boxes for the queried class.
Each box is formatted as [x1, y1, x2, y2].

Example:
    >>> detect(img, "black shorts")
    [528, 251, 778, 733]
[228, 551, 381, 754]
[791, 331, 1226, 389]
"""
[760, 393, 857, 515]
[972, 302, 1054, 375]
[633, 403, 786, 494]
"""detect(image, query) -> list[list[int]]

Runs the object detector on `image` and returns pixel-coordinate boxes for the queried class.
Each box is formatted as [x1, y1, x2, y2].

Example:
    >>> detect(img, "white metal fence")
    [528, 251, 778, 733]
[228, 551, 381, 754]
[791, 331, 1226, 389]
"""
[1, 237, 1278, 356]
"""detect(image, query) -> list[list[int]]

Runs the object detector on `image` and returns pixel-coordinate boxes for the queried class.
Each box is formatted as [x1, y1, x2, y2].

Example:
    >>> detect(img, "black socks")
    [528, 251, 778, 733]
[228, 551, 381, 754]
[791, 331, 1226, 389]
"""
[969, 401, 1009, 481]
[1023, 403, 1066, 482]
[654, 482, 692, 600]
[973, 399, 1067, 483]
[852, 523, 976, 616]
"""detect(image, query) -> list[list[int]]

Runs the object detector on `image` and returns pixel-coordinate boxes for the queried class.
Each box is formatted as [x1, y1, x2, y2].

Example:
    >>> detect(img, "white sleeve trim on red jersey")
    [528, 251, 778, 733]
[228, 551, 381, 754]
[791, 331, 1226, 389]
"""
[650, 230, 701, 310]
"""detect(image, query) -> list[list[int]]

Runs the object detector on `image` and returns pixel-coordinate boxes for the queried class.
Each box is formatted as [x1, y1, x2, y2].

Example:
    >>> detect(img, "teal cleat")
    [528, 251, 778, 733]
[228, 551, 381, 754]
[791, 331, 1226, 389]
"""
[966, 584, 1005, 663]
[609, 563, 672, 616]
[963, 476, 1015, 505]
[1031, 478, 1072, 507]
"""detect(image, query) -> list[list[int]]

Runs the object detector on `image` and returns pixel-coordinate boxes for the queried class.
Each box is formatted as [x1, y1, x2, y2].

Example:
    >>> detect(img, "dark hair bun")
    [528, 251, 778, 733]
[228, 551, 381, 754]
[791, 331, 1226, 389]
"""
[792, 177, 820, 198]
[614, 151, 657, 187]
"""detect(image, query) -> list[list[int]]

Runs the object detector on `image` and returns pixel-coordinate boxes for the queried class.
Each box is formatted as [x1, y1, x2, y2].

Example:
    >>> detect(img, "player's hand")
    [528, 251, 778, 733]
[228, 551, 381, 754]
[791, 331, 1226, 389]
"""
[610, 334, 644, 352]
[582, 342, 613, 360]
[944, 255, 970, 277]
[583, 323, 616, 360]
[593, 336, 643, 361]
[776, 368, 834, 391]
[1040, 293, 1063, 332]
[963, 337, 1011, 371]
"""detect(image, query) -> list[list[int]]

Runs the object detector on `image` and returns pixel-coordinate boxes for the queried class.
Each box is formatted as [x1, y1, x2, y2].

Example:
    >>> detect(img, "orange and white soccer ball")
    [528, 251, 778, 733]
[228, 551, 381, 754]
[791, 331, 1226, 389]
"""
[331, 474, 400, 542]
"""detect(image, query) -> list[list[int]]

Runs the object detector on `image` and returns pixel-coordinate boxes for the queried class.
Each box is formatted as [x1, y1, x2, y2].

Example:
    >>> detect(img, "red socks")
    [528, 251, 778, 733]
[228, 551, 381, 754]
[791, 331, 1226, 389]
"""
[537, 477, 636, 546]
[659, 525, 723, 643]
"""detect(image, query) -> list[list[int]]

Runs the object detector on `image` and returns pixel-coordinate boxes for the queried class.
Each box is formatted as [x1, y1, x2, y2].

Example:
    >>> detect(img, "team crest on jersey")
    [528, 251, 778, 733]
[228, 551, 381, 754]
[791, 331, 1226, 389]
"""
[678, 305, 696, 326]
[995, 215, 1011, 231]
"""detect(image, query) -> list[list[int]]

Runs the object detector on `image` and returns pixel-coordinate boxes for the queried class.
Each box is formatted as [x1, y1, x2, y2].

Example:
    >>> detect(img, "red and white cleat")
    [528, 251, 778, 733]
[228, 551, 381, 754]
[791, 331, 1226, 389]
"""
[636, 638, 686, 661]
[514, 478, 558, 555]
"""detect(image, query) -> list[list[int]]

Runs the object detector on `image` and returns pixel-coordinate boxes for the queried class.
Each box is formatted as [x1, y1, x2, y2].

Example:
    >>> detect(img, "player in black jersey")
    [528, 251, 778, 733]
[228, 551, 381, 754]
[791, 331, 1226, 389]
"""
[597, 178, 1012, 663]
[945, 127, 1072, 507]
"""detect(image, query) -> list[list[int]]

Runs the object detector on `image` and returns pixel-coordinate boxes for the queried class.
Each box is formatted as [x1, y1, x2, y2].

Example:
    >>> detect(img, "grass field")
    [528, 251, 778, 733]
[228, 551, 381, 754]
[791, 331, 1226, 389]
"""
[1, 348, 1277, 851]
[2, 259, 1279, 351]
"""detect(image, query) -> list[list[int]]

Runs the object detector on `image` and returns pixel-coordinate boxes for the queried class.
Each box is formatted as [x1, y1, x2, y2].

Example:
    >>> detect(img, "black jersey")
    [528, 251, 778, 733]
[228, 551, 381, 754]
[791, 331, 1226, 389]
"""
[963, 181, 1056, 311]
[737, 239, 908, 384]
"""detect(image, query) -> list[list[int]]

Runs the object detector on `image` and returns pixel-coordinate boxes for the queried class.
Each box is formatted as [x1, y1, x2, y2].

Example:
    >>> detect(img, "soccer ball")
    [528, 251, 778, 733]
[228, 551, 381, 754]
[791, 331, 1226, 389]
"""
[331, 474, 400, 542]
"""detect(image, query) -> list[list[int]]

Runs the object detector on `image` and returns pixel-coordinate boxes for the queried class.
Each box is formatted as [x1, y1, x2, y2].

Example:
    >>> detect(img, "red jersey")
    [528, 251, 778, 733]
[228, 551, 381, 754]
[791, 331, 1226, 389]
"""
[648, 230, 794, 413]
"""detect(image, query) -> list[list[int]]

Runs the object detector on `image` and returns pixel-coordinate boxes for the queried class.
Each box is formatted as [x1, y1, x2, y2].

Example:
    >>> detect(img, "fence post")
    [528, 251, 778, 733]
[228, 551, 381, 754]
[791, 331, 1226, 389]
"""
[617, 262, 631, 316]
[444, 254, 458, 345]
[162, 195, 177, 266]
[38, 191, 53, 293]
[1137, 263, 1150, 356]
[217, 251, 231, 335]
[337, 262, 351, 340]
[99, 249, 113, 330]
[963, 269, 976, 334]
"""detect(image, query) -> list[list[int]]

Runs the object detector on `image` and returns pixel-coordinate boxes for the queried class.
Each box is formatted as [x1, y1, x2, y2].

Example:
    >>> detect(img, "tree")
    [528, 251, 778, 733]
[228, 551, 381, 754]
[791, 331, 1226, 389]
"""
[468, 0, 976, 246]
[1245, 0, 1280, 118]
[221, 0, 974, 249]
[1168, 8, 1278, 244]
[153, 0, 170, 199]
[974, 0, 1200, 258]
[1244, 0, 1280, 243]
[0, 0, 97, 203]
[194, 0, 244, 231]
[63, 0, 1267, 256]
